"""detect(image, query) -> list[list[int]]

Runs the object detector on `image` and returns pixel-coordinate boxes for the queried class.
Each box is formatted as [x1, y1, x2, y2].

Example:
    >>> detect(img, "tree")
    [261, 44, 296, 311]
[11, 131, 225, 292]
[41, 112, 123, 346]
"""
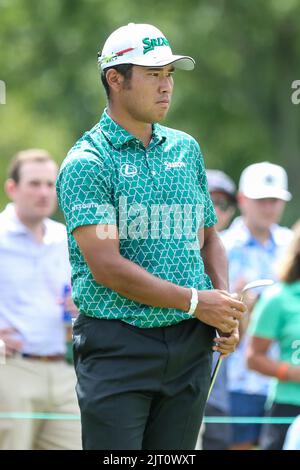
[0, 0, 299, 224]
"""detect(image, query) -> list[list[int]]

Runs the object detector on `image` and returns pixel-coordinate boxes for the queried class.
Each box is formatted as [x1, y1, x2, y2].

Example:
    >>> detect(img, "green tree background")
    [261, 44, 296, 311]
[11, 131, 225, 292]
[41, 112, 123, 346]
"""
[0, 0, 299, 225]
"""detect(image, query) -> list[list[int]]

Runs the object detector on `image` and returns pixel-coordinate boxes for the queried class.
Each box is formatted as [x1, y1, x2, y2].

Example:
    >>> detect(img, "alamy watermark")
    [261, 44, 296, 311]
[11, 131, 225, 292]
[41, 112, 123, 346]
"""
[291, 339, 300, 365]
[72, 198, 205, 250]
[0, 80, 6, 104]
[291, 80, 300, 105]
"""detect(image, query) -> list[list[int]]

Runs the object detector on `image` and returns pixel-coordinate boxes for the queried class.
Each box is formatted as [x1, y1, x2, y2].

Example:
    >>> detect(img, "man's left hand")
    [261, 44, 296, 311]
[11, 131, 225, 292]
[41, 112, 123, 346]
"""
[213, 327, 239, 357]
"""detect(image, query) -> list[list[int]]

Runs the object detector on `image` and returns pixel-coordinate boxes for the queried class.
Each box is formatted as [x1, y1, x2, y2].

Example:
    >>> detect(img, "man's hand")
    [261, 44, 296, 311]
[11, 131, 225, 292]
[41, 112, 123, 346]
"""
[0, 328, 23, 356]
[213, 327, 239, 357]
[58, 293, 79, 318]
[194, 290, 246, 333]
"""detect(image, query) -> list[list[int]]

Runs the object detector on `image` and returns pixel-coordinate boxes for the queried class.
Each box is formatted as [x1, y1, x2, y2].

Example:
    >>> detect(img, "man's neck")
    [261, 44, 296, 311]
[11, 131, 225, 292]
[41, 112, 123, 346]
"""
[107, 105, 152, 148]
[15, 209, 45, 243]
[244, 218, 272, 245]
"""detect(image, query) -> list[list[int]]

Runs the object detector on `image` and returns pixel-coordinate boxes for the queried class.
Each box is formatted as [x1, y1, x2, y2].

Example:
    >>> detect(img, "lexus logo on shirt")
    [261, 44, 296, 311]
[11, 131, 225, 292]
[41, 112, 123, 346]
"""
[120, 164, 138, 177]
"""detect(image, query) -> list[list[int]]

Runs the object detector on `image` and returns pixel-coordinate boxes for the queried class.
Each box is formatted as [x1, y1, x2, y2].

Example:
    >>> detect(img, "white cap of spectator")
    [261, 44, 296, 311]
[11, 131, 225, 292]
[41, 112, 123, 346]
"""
[239, 162, 292, 201]
[206, 169, 236, 203]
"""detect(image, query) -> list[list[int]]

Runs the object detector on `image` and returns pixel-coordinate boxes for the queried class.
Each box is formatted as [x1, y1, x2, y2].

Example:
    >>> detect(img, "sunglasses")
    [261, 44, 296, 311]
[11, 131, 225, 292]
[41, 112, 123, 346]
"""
[212, 198, 235, 212]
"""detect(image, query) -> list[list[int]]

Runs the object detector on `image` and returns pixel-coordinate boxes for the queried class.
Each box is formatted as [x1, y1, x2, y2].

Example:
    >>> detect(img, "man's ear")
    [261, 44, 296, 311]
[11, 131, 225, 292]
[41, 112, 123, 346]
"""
[106, 69, 124, 93]
[237, 191, 245, 209]
[4, 178, 17, 200]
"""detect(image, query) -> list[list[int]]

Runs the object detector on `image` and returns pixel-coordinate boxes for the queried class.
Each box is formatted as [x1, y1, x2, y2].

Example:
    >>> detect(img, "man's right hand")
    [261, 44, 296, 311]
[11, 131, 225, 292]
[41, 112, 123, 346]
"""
[0, 328, 23, 356]
[194, 290, 247, 333]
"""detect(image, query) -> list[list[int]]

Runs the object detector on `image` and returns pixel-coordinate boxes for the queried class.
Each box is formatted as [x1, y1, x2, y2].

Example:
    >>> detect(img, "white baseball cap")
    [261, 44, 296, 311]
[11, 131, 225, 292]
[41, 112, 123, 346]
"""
[239, 162, 292, 201]
[206, 169, 236, 202]
[98, 23, 195, 71]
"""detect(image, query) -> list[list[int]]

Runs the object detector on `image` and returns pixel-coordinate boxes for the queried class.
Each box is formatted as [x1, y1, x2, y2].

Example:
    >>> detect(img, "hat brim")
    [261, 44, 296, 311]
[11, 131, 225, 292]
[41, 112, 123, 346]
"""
[242, 188, 292, 202]
[101, 55, 195, 71]
[133, 55, 195, 70]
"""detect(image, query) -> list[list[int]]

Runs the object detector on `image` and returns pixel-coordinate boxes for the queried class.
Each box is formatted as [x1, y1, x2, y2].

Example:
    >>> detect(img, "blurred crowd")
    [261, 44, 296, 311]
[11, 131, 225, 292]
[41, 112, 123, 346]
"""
[0, 150, 81, 450]
[199, 163, 300, 451]
[0, 149, 299, 450]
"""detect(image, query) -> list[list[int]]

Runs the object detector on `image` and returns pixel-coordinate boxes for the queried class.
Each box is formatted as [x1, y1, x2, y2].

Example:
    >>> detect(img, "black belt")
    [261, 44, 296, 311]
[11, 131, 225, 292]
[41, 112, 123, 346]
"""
[22, 353, 65, 362]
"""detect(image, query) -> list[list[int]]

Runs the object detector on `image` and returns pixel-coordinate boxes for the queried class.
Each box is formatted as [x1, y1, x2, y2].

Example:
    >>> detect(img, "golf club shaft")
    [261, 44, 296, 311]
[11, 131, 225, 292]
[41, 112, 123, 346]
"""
[206, 279, 274, 400]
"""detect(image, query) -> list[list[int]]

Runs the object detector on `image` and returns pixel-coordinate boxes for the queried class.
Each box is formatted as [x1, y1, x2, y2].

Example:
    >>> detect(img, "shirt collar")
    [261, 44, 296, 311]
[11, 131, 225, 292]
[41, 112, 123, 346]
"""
[2, 203, 28, 235]
[151, 123, 166, 146]
[228, 216, 278, 249]
[3, 203, 49, 240]
[99, 109, 166, 149]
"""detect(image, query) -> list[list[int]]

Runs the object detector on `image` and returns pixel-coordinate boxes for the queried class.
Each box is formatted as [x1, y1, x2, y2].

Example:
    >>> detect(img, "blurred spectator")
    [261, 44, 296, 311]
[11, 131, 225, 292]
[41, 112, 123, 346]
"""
[206, 169, 236, 232]
[199, 170, 237, 450]
[247, 220, 300, 450]
[0, 149, 81, 450]
[221, 162, 293, 450]
[283, 416, 300, 450]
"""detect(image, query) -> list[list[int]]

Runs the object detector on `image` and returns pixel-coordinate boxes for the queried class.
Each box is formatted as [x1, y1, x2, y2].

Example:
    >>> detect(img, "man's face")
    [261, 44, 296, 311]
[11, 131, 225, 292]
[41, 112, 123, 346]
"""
[118, 65, 174, 123]
[210, 191, 235, 232]
[7, 160, 58, 222]
[238, 194, 286, 230]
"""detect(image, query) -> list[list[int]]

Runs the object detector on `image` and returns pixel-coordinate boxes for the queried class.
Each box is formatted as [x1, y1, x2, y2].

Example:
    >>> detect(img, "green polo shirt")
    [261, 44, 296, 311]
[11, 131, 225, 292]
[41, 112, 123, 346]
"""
[56, 109, 217, 328]
[249, 281, 300, 406]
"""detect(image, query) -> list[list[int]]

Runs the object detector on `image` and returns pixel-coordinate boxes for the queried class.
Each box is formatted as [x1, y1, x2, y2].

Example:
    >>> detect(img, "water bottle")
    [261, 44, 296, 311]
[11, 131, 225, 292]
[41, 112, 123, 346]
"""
[62, 284, 73, 343]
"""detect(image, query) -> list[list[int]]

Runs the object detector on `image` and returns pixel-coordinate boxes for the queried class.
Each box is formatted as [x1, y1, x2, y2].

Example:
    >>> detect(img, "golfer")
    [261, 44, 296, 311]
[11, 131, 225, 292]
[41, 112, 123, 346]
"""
[56, 23, 246, 450]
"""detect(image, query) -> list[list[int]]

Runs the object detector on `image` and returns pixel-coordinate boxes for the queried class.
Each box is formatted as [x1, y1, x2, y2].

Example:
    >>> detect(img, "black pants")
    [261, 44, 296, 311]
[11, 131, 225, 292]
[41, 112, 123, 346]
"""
[73, 315, 214, 450]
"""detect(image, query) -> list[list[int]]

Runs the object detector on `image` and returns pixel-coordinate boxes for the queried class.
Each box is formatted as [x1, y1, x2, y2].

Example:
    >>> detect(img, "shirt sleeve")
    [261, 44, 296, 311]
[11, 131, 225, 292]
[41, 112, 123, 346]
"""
[248, 289, 284, 340]
[194, 142, 218, 228]
[56, 151, 116, 233]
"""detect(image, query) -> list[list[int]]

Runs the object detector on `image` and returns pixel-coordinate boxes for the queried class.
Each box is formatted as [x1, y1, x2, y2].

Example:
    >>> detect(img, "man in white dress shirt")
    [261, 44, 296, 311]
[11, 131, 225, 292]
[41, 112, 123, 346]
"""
[0, 149, 81, 450]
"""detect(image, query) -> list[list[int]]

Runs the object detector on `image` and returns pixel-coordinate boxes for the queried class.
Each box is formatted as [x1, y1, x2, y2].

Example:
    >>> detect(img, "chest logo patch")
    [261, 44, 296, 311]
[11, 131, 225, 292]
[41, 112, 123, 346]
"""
[164, 161, 186, 170]
[120, 163, 138, 177]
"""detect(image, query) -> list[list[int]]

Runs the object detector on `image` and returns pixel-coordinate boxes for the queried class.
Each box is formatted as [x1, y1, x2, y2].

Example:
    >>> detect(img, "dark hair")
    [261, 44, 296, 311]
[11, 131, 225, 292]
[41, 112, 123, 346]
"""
[100, 64, 134, 98]
[279, 220, 300, 283]
[8, 149, 55, 183]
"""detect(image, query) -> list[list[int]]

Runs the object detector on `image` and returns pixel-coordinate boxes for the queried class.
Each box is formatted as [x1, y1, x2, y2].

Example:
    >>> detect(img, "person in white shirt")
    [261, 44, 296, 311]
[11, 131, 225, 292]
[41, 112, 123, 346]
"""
[0, 149, 81, 450]
[221, 162, 293, 450]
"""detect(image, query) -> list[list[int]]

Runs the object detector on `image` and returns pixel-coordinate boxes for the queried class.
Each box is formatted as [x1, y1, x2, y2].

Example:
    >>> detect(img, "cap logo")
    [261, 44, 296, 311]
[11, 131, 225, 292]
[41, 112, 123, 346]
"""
[265, 175, 275, 185]
[99, 47, 135, 66]
[142, 37, 170, 55]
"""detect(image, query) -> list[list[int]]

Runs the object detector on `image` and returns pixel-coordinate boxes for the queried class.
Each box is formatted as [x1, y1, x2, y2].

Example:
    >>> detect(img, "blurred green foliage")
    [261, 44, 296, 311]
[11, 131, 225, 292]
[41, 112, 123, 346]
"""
[0, 0, 299, 225]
